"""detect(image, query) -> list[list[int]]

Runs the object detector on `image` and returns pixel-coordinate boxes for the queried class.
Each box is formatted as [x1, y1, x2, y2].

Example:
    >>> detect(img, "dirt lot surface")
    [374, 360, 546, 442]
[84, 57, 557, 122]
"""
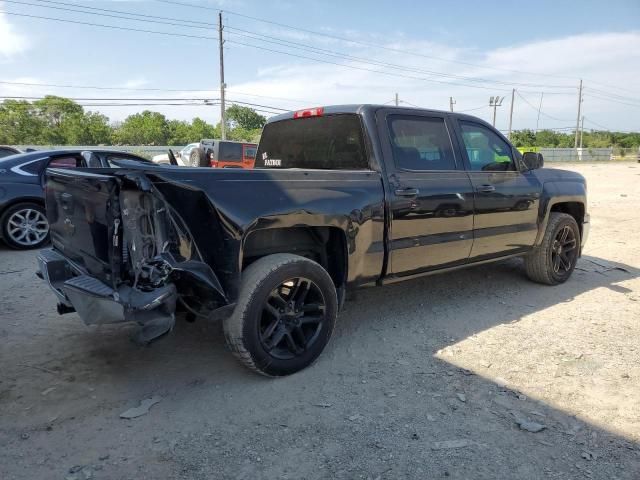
[1, 162, 639, 479]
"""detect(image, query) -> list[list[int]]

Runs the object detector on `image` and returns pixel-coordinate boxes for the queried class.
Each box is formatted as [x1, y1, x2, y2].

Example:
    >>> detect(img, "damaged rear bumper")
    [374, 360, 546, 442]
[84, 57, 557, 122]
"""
[37, 248, 177, 344]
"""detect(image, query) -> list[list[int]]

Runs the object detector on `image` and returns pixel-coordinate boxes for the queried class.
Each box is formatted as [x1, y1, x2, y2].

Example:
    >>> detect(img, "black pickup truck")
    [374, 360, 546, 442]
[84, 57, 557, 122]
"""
[38, 105, 589, 376]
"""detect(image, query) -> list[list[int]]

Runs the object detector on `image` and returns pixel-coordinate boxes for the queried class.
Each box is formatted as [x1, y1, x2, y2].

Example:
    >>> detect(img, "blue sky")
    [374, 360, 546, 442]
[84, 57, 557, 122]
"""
[1, 0, 639, 132]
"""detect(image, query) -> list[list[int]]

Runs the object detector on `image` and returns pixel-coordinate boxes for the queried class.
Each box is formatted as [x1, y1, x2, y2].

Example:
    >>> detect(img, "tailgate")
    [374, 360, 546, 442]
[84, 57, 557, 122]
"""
[45, 168, 121, 283]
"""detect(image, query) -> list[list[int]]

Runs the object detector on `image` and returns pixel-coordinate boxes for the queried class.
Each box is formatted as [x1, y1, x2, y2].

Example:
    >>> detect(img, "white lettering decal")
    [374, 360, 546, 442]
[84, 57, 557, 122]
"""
[264, 159, 281, 167]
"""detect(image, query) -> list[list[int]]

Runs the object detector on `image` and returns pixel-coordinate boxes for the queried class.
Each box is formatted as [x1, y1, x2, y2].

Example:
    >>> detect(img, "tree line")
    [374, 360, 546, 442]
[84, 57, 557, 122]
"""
[0, 96, 266, 145]
[510, 129, 640, 150]
[1, 95, 638, 148]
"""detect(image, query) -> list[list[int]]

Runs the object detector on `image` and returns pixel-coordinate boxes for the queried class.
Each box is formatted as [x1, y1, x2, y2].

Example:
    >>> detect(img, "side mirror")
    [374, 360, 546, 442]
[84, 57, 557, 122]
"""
[521, 151, 544, 171]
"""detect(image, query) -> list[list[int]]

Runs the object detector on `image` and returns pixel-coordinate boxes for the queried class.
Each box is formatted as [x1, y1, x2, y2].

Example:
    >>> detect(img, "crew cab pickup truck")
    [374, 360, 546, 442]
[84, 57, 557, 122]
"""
[38, 105, 589, 376]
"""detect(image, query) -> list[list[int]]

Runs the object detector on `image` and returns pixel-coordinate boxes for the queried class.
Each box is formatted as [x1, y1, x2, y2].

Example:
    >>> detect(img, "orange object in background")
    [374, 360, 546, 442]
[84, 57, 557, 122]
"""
[210, 141, 257, 169]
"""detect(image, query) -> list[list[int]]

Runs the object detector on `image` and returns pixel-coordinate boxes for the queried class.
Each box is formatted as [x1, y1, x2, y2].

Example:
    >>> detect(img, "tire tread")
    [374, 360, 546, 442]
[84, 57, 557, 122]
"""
[525, 212, 579, 285]
[223, 253, 336, 376]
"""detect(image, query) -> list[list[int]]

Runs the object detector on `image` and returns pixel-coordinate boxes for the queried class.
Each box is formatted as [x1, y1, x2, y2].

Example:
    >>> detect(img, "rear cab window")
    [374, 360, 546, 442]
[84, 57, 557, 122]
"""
[256, 114, 369, 170]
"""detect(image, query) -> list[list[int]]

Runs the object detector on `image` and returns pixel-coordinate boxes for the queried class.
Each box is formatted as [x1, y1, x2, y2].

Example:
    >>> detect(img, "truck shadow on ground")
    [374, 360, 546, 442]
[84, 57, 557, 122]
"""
[2, 251, 639, 479]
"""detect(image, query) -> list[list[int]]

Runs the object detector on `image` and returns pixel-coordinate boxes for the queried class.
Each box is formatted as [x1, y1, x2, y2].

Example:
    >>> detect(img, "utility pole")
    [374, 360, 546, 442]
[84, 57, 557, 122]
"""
[394, 93, 399, 106]
[449, 96, 456, 112]
[489, 96, 504, 127]
[579, 115, 585, 148]
[507, 88, 515, 139]
[536, 92, 544, 132]
[218, 11, 226, 140]
[574, 79, 583, 148]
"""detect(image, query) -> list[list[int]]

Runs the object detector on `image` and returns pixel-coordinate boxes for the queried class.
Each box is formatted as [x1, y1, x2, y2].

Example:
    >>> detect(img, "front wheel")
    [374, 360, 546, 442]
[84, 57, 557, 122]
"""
[0, 202, 49, 250]
[223, 254, 338, 376]
[525, 212, 580, 285]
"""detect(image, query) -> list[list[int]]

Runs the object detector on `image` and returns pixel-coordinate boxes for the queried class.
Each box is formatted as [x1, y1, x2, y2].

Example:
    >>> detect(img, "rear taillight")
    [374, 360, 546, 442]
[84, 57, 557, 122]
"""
[210, 160, 219, 168]
[293, 107, 324, 118]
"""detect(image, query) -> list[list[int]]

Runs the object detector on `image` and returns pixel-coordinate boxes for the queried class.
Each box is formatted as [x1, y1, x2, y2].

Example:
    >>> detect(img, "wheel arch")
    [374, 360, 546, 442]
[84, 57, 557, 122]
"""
[535, 182, 586, 246]
[241, 226, 348, 292]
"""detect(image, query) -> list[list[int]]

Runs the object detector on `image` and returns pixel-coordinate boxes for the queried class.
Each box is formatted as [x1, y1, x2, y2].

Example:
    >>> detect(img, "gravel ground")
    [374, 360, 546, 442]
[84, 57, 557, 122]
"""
[1, 162, 639, 480]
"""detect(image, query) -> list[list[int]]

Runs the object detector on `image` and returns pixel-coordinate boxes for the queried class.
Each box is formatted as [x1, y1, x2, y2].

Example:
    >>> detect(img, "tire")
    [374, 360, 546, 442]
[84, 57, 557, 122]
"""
[0, 202, 49, 250]
[223, 254, 338, 376]
[525, 212, 580, 285]
[188, 147, 208, 167]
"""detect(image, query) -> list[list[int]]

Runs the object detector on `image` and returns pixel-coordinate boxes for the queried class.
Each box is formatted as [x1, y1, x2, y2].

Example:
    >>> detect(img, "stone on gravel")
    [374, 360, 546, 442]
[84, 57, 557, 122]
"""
[516, 419, 547, 433]
[456, 393, 467, 403]
[119, 396, 162, 419]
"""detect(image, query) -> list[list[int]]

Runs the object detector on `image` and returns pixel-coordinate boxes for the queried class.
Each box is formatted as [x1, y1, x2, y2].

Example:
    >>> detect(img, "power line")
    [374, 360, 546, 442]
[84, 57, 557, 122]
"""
[457, 105, 486, 113]
[30, 0, 212, 26]
[583, 94, 640, 108]
[224, 26, 575, 90]
[225, 38, 517, 93]
[3, 0, 211, 29]
[155, 0, 637, 95]
[0, 80, 216, 92]
[0, 10, 551, 94]
[11, 0, 569, 90]
[515, 90, 572, 122]
[4, 3, 574, 93]
[0, 10, 217, 41]
[586, 87, 640, 104]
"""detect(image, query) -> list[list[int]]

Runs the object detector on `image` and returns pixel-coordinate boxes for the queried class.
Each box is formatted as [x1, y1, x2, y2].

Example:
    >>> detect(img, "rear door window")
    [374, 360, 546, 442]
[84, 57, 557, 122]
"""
[387, 115, 456, 171]
[256, 114, 368, 169]
[49, 156, 83, 168]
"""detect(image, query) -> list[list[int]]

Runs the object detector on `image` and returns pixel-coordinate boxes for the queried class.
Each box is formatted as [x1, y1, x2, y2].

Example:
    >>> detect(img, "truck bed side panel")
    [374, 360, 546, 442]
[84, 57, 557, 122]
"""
[143, 168, 386, 299]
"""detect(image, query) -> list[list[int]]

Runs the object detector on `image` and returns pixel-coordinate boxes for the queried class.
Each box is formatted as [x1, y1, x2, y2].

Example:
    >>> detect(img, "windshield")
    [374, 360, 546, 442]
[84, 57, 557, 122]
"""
[255, 114, 368, 170]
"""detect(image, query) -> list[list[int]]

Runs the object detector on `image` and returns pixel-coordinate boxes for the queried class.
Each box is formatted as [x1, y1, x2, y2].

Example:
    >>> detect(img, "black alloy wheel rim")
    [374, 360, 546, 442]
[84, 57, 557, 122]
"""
[259, 277, 326, 360]
[551, 225, 578, 274]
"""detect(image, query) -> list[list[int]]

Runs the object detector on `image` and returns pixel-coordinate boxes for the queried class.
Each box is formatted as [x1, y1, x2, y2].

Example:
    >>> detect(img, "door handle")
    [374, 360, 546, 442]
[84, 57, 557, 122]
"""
[395, 188, 419, 197]
[476, 184, 496, 193]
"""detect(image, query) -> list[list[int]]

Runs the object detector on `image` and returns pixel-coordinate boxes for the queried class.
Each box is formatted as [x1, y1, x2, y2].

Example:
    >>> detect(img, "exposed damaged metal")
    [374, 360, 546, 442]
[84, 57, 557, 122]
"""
[38, 168, 229, 344]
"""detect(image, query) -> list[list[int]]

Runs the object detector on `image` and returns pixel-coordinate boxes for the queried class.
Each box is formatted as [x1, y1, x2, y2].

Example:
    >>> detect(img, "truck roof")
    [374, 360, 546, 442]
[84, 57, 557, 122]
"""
[266, 104, 476, 124]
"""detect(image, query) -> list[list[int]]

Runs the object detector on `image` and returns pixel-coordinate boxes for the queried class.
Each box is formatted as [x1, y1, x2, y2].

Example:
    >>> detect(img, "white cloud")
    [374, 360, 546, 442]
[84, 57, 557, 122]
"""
[0, 8, 29, 59]
[225, 31, 640, 132]
[121, 77, 150, 89]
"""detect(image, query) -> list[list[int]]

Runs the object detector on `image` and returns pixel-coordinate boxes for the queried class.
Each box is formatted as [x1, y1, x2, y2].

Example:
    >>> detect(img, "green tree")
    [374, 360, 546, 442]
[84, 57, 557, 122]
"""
[167, 119, 192, 145]
[61, 111, 112, 145]
[226, 105, 267, 130]
[0, 100, 44, 144]
[510, 129, 536, 147]
[33, 96, 84, 144]
[189, 117, 218, 141]
[113, 110, 169, 145]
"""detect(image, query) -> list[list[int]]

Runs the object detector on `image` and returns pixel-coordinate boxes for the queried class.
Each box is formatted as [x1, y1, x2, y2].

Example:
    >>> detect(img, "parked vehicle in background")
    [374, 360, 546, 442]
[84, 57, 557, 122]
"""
[151, 143, 199, 166]
[189, 139, 257, 168]
[0, 146, 22, 158]
[37, 105, 589, 376]
[0, 149, 150, 249]
[176, 143, 199, 163]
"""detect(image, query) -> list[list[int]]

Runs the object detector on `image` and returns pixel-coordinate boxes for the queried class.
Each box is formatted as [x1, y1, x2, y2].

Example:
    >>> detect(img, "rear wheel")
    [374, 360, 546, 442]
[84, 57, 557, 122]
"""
[223, 254, 338, 376]
[0, 202, 49, 250]
[525, 212, 580, 285]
